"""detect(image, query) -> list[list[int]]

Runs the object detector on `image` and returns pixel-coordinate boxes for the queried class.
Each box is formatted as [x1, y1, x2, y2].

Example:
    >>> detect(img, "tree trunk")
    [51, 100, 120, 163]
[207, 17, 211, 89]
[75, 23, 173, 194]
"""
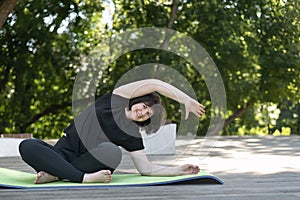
[224, 102, 252, 128]
[155, 0, 179, 77]
[0, 0, 19, 28]
[160, 0, 179, 50]
[20, 101, 72, 133]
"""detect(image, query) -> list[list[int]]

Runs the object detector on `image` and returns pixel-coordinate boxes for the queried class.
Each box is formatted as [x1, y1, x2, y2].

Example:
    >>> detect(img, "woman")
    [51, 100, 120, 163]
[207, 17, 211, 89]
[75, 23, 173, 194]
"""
[19, 79, 205, 184]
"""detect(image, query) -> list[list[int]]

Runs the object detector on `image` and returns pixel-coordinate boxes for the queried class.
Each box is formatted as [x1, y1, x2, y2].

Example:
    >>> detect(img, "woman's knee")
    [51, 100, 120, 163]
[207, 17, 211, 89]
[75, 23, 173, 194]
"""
[19, 139, 33, 153]
[19, 139, 35, 159]
[19, 139, 44, 157]
[91, 142, 122, 169]
[98, 142, 121, 154]
[96, 142, 122, 159]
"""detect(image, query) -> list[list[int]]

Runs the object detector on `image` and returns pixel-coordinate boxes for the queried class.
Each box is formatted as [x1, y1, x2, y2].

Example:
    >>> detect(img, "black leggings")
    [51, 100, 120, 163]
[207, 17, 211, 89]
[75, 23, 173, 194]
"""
[19, 139, 122, 183]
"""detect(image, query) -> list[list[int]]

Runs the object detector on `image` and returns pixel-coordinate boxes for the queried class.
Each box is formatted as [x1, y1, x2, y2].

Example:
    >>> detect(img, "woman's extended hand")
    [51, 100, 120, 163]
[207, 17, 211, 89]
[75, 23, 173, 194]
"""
[179, 164, 200, 175]
[184, 98, 205, 119]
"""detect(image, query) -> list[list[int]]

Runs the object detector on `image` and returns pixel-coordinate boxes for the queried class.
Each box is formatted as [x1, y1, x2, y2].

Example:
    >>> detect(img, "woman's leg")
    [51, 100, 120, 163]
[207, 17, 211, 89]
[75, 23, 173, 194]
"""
[70, 142, 122, 173]
[19, 139, 84, 183]
[70, 142, 122, 183]
[19, 139, 122, 183]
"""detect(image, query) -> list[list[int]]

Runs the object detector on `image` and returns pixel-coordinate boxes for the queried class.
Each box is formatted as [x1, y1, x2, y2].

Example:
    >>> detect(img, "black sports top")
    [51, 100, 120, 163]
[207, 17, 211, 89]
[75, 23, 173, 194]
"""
[63, 92, 144, 154]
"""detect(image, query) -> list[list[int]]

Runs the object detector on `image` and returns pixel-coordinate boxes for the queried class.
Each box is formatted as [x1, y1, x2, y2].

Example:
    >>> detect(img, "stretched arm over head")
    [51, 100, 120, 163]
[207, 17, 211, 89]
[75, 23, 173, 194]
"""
[113, 79, 205, 119]
[129, 150, 200, 176]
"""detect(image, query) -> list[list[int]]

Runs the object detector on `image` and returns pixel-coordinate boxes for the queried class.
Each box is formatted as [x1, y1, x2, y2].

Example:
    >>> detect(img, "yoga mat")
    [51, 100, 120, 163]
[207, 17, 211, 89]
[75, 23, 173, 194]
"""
[0, 167, 223, 189]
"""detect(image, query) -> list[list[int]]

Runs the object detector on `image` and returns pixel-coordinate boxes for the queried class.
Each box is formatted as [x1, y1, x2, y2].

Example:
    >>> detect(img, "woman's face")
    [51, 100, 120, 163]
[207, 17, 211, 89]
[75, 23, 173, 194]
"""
[129, 103, 153, 122]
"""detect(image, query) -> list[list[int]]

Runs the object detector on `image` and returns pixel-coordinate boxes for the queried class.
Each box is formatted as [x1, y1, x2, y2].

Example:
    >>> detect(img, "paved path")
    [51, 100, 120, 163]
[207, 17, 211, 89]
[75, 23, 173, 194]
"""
[0, 136, 299, 199]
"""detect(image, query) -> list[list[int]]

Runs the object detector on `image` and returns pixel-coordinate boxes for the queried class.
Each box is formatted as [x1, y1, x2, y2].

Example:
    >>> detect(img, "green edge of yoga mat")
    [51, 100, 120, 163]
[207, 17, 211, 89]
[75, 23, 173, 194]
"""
[0, 167, 223, 189]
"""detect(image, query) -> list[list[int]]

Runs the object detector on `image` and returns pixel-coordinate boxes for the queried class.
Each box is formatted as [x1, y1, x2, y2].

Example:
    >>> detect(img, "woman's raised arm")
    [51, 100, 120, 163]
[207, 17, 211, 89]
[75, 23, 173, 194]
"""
[113, 79, 205, 119]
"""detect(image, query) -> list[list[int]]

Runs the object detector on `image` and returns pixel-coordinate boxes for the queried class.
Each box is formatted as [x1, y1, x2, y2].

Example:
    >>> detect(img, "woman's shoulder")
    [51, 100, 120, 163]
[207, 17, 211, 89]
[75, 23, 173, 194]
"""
[94, 92, 129, 110]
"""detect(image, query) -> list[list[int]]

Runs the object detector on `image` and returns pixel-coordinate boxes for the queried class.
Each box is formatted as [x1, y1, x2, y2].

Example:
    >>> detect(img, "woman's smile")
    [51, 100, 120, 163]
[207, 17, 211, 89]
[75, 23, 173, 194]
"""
[126, 103, 153, 122]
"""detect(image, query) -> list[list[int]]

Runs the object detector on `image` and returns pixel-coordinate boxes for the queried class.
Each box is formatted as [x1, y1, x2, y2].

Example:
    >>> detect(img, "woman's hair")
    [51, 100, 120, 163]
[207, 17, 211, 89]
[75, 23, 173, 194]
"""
[128, 92, 164, 134]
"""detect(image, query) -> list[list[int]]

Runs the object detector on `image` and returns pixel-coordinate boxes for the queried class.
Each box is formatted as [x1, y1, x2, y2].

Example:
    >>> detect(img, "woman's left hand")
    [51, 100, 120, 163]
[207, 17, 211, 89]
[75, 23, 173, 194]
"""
[184, 98, 205, 119]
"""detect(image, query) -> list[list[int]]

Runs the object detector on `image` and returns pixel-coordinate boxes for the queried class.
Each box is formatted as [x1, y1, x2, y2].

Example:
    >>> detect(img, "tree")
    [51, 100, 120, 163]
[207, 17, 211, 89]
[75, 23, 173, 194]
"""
[110, 0, 300, 135]
[0, 0, 18, 28]
[0, 0, 104, 137]
[1, 0, 299, 137]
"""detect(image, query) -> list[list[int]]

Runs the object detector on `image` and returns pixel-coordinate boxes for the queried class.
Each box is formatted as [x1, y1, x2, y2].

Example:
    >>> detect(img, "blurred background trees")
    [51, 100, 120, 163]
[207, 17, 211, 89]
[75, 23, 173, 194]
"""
[0, 0, 299, 138]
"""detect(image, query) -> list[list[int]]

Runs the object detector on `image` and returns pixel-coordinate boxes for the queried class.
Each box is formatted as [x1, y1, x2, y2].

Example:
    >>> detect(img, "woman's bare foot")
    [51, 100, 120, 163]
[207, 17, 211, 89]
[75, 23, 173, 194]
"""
[82, 170, 112, 183]
[34, 171, 59, 184]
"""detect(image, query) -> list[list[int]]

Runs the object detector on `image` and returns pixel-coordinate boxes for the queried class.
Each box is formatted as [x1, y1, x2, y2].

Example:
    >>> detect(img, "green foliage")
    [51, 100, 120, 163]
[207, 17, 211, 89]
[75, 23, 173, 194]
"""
[0, 0, 299, 138]
[110, 0, 300, 135]
[0, 0, 104, 138]
[273, 100, 300, 135]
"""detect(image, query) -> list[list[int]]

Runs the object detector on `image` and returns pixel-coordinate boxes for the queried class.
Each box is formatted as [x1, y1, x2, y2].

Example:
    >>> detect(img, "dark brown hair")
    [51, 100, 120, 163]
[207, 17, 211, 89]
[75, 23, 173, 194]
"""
[128, 92, 164, 134]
